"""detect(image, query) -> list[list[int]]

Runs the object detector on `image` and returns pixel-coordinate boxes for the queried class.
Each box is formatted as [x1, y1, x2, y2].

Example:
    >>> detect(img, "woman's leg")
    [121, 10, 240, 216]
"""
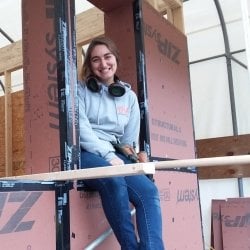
[125, 175, 165, 250]
[116, 154, 165, 250]
[81, 150, 138, 250]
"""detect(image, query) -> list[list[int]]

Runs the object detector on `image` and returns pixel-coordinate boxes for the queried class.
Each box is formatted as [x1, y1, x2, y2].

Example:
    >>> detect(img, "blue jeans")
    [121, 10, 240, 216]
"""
[81, 150, 165, 250]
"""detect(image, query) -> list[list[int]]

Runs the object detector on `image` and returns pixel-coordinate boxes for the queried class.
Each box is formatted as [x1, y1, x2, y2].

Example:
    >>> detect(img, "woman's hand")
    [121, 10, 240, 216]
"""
[109, 157, 124, 166]
[137, 151, 148, 163]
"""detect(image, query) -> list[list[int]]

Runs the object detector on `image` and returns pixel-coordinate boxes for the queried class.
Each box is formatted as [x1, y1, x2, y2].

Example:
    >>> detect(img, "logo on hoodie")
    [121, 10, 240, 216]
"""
[117, 106, 129, 115]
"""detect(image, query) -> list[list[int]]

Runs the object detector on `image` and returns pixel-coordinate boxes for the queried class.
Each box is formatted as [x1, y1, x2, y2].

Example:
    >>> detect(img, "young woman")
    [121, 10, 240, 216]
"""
[78, 36, 165, 250]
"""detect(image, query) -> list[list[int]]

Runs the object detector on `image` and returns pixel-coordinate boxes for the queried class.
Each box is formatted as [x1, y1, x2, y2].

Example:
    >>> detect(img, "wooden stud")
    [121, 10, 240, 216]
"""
[146, 0, 185, 33]
[4, 71, 12, 177]
[171, 6, 185, 33]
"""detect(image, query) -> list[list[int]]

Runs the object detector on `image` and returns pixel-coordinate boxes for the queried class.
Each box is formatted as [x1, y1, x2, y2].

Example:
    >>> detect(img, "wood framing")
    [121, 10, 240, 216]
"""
[2, 154, 250, 181]
[0, 91, 24, 177]
[0, 7, 104, 76]
[3, 1, 249, 180]
[147, 0, 184, 32]
[4, 71, 12, 176]
[196, 134, 250, 179]
[0, 41, 23, 74]
[165, 5, 184, 32]
[0, 1, 185, 177]
[2, 162, 155, 181]
[0, 1, 184, 76]
[155, 155, 250, 170]
[75, 7, 104, 46]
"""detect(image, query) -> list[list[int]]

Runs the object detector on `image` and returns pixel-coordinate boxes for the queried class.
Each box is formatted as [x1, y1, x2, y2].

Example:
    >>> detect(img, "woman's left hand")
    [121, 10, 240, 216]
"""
[109, 157, 124, 166]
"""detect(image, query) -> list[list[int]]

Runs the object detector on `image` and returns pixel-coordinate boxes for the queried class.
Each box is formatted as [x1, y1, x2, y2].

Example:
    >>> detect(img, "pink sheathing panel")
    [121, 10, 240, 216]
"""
[0, 191, 55, 250]
[22, 0, 60, 174]
[155, 171, 204, 250]
[142, 2, 195, 159]
[211, 199, 225, 250]
[69, 171, 204, 249]
[104, 3, 138, 92]
[221, 198, 250, 250]
[70, 188, 120, 249]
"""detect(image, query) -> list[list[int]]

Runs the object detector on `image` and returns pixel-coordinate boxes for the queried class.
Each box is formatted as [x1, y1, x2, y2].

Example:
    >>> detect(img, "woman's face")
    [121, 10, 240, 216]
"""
[90, 44, 117, 85]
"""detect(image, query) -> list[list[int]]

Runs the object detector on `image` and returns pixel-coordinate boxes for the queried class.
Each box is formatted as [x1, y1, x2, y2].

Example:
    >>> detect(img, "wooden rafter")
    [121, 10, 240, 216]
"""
[0, 41, 22, 75]
[162, 0, 182, 8]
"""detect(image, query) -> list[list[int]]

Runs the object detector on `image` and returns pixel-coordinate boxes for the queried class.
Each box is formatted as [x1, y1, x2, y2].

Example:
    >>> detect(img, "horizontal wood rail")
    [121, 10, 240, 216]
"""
[1, 163, 155, 181]
[2, 155, 250, 182]
[155, 155, 250, 170]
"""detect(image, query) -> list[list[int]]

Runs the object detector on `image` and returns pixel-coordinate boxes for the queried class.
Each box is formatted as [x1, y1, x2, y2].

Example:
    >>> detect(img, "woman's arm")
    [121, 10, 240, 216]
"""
[119, 91, 140, 148]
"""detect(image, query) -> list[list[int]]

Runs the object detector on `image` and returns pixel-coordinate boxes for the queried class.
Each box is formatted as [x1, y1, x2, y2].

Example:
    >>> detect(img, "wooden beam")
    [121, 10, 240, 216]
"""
[162, 0, 182, 8]
[146, 0, 185, 33]
[196, 135, 250, 179]
[197, 135, 250, 157]
[2, 154, 250, 181]
[87, 0, 134, 12]
[155, 155, 250, 171]
[146, 0, 159, 9]
[0, 41, 22, 74]
[1, 162, 155, 181]
[4, 71, 12, 177]
[171, 6, 185, 32]
[75, 7, 104, 46]
[147, 0, 182, 10]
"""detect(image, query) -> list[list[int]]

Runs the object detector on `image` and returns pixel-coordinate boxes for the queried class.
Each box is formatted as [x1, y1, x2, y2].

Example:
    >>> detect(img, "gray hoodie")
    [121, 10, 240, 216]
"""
[78, 80, 140, 162]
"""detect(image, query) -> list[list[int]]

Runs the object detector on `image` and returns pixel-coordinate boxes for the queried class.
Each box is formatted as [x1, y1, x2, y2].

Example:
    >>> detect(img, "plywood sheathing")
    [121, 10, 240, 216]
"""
[0, 91, 25, 177]
[196, 135, 250, 179]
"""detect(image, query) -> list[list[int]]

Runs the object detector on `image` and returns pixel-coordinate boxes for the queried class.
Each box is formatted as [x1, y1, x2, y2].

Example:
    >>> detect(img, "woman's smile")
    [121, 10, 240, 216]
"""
[90, 44, 118, 84]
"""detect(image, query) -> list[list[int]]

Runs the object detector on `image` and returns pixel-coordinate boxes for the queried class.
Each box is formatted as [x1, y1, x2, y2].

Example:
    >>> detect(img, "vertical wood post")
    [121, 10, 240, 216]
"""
[4, 71, 12, 177]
